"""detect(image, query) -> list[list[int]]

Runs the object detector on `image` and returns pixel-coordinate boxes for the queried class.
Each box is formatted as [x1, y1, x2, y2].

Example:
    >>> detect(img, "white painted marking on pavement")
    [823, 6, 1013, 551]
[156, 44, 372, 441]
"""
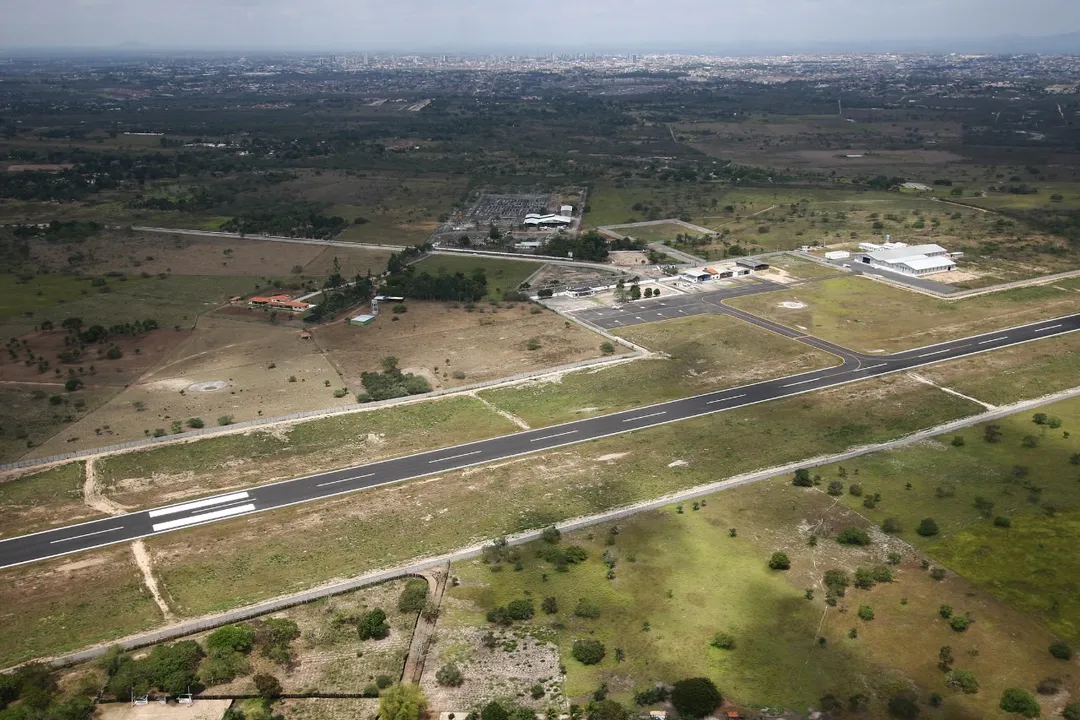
[782, 377, 823, 388]
[917, 349, 952, 358]
[317, 473, 375, 488]
[622, 411, 667, 423]
[148, 491, 250, 518]
[152, 504, 256, 532]
[707, 393, 747, 405]
[531, 430, 579, 442]
[49, 526, 125, 544]
[1035, 324, 1063, 333]
[428, 450, 482, 464]
[855, 363, 887, 372]
[978, 336, 1008, 345]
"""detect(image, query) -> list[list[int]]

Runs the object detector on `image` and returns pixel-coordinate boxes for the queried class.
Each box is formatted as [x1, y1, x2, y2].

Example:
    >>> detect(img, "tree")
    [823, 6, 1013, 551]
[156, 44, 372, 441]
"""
[916, 518, 939, 537]
[792, 468, 813, 487]
[378, 683, 428, 720]
[358, 608, 390, 640]
[857, 605, 874, 621]
[984, 424, 1003, 443]
[768, 552, 791, 570]
[887, 693, 920, 719]
[1049, 641, 1073, 660]
[1063, 702, 1080, 720]
[572, 639, 606, 665]
[670, 677, 722, 718]
[435, 663, 464, 687]
[999, 688, 1040, 718]
[589, 699, 631, 720]
[947, 669, 979, 694]
[542, 596, 558, 614]
[629, 285, 641, 301]
[254, 673, 282, 699]
[206, 624, 255, 656]
[506, 599, 534, 621]
[950, 615, 971, 632]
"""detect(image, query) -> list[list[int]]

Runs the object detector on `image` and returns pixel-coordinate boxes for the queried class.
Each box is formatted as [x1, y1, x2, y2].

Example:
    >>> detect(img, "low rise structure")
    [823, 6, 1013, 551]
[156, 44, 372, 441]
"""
[248, 293, 314, 312]
[523, 213, 573, 227]
[857, 243, 956, 276]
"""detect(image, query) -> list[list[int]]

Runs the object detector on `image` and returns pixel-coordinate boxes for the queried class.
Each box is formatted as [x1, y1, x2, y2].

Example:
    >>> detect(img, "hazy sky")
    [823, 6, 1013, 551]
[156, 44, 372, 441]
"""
[2, 0, 1080, 51]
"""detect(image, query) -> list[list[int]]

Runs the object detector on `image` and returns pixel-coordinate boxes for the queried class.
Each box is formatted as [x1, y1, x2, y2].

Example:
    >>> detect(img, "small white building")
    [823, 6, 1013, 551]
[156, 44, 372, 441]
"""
[824, 250, 850, 260]
[858, 243, 956, 276]
[560, 204, 573, 216]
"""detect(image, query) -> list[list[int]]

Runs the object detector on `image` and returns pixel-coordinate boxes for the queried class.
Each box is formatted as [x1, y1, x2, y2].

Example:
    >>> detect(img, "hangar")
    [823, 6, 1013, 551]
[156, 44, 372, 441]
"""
[857, 244, 956, 276]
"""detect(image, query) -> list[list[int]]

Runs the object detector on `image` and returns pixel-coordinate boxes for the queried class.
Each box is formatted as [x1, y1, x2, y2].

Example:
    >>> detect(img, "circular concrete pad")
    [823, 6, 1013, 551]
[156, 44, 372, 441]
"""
[186, 380, 230, 393]
[779, 301, 807, 309]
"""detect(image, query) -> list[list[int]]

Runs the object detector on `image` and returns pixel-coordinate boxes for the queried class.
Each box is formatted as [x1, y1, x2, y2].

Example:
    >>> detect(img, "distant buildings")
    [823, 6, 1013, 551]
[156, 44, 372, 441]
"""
[523, 213, 573, 228]
[679, 259, 768, 283]
[247, 293, 314, 312]
[857, 243, 957, 276]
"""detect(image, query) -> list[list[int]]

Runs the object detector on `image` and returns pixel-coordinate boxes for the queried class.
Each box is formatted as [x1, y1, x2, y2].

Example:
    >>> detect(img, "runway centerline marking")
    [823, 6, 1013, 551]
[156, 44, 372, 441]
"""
[531, 430, 579, 442]
[1035, 324, 1063, 333]
[622, 411, 667, 423]
[706, 393, 747, 405]
[317, 473, 375, 488]
[782, 377, 823, 388]
[917, 348, 953, 358]
[978, 336, 1008, 345]
[148, 491, 250, 518]
[428, 450, 482, 464]
[49, 526, 125, 544]
[855, 363, 887, 372]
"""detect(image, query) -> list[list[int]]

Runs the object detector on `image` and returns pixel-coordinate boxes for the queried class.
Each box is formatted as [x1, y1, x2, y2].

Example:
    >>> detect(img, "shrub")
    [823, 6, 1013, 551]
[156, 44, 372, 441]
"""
[541, 596, 558, 614]
[634, 686, 669, 706]
[887, 693, 920, 719]
[711, 633, 735, 650]
[397, 579, 428, 613]
[993, 516, 1011, 528]
[946, 669, 979, 694]
[916, 518, 939, 537]
[1064, 702, 1080, 720]
[435, 663, 464, 687]
[939, 604, 953, 619]
[378, 683, 428, 720]
[105, 345, 122, 360]
[186, 417, 204, 429]
[506, 599, 534, 621]
[670, 678, 722, 718]
[1021, 435, 1038, 448]
[254, 673, 282, 699]
[951, 435, 965, 447]
[881, 517, 902, 534]
[1036, 677, 1062, 695]
[950, 615, 971, 632]
[600, 342, 615, 355]
[217, 415, 234, 426]
[837, 527, 871, 546]
[857, 605, 874, 621]
[572, 639, 606, 665]
[848, 483, 863, 496]
[827, 480, 844, 496]
[541, 525, 561, 543]
[358, 608, 390, 640]
[574, 598, 602, 618]
[871, 566, 894, 583]
[792, 468, 813, 487]
[768, 552, 791, 570]
[392, 304, 407, 314]
[1000, 687, 1040, 717]
[526, 337, 541, 351]
[206, 624, 255, 656]
[930, 567, 947, 581]
[1049, 641, 1073, 660]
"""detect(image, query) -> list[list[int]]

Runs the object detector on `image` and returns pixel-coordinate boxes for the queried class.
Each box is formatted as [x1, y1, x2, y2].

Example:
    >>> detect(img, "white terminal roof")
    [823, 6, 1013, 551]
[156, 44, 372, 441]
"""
[866, 243, 948, 262]
[899, 256, 953, 271]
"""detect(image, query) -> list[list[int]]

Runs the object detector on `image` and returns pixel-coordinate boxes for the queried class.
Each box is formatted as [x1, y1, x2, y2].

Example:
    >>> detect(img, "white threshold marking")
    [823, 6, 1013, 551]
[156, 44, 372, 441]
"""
[635, 317, 643, 321]
[148, 491, 250, 518]
[978, 336, 1008, 345]
[916, 348, 952, 358]
[428, 450, 482, 464]
[317, 473, 375, 488]
[152, 504, 256, 532]
[855, 363, 887, 372]
[707, 393, 747, 405]
[50, 526, 125, 544]
[531, 430, 579, 442]
[782, 377, 822, 388]
[622, 411, 667, 423]
[1035, 324, 1063, 333]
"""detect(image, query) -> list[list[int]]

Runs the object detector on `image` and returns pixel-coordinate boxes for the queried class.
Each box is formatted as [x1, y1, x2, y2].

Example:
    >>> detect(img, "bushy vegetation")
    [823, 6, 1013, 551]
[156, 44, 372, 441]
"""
[357, 356, 431, 402]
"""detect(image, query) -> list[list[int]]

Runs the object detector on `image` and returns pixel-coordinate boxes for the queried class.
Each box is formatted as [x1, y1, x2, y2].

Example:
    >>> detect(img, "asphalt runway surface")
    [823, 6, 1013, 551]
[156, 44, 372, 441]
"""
[3, 312, 1080, 569]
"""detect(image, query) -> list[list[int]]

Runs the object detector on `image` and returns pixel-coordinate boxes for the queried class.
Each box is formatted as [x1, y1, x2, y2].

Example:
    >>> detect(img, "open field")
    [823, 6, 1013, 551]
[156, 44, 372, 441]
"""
[0, 545, 163, 667]
[303, 246, 392, 278]
[445, 475, 1070, 718]
[316, 301, 618, 395]
[27, 316, 353, 459]
[412, 255, 542, 299]
[600, 221, 706, 243]
[478, 313, 839, 427]
[96, 395, 518, 509]
[0, 461, 104, 537]
[818, 396, 1080, 642]
[136, 374, 977, 616]
[0, 385, 117, 463]
[762, 253, 847, 280]
[727, 275, 1080, 353]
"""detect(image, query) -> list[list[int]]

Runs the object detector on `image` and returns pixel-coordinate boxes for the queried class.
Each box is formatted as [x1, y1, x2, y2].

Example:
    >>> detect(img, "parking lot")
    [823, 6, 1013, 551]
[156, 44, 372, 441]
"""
[465, 193, 552, 222]
[572, 279, 781, 330]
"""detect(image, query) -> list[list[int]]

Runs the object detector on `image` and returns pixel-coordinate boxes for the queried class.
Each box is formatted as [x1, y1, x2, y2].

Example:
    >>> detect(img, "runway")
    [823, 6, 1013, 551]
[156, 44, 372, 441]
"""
[3, 312, 1079, 569]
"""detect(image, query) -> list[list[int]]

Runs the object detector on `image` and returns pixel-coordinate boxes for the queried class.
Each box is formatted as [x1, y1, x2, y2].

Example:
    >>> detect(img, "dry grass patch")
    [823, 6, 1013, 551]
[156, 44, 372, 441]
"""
[0, 461, 105, 537]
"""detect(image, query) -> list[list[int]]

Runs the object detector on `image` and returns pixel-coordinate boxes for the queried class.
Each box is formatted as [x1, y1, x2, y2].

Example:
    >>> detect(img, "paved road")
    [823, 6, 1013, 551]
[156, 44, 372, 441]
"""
[3, 312, 1080, 569]
[572, 280, 784, 330]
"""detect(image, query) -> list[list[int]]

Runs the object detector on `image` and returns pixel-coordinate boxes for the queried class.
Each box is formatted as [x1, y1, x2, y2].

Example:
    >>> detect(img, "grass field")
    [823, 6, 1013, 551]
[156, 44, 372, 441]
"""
[727, 275, 1080, 353]
[764, 253, 848, 280]
[0, 462, 104, 537]
[96, 395, 518, 508]
[0, 545, 163, 667]
[412, 255, 543, 300]
[139, 373, 977, 616]
[0, 386, 118, 464]
[478, 313, 839, 427]
[817, 396, 1080, 642]
[600, 221, 705, 243]
[445, 476, 1068, 718]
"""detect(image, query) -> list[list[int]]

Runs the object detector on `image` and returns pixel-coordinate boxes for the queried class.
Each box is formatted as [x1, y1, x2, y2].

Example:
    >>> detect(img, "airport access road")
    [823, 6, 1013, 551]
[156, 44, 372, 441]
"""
[2, 312, 1079, 569]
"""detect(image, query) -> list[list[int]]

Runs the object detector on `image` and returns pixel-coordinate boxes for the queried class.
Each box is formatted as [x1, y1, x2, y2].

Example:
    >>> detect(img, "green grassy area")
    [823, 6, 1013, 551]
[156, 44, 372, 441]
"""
[413, 255, 543, 300]
[0, 461, 104, 537]
[0, 545, 163, 667]
[445, 476, 1069, 718]
[479, 313, 839, 427]
[0, 274, 263, 337]
[0, 386, 118, 465]
[97, 395, 518, 508]
[601, 221, 703, 243]
[143, 373, 977, 616]
[818, 396, 1080, 641]
[765, 253, 848, 280]
[727, 275, 1080, 353]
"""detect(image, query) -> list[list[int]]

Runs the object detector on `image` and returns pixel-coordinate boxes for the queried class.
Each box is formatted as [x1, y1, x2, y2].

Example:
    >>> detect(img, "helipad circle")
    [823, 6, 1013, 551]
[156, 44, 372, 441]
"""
[186, 380, 230, 393]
